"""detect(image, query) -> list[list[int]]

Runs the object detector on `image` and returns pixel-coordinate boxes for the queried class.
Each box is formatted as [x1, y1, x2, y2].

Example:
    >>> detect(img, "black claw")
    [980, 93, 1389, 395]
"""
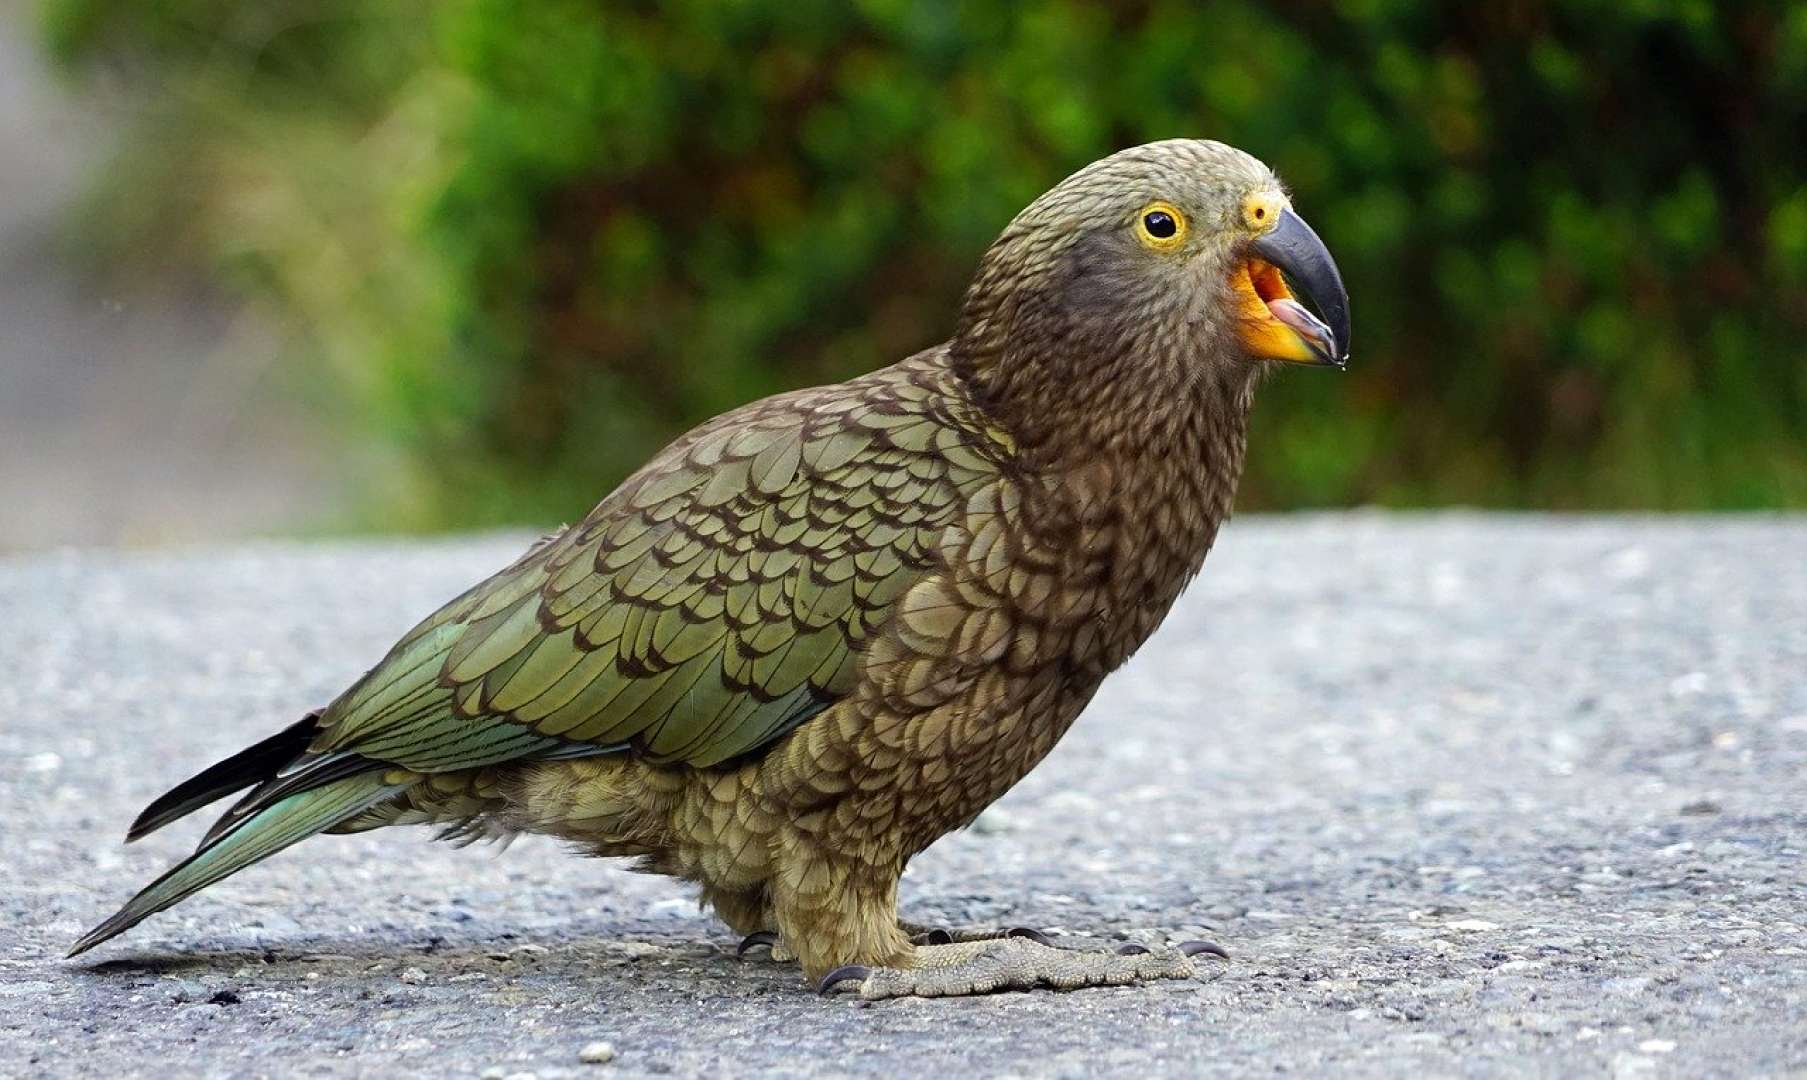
[1115, 943, 1152, 955]
[736, 931, 779, 958]
[818, 964, 871, 995]
[924, 929, 952, 945]
[1180, 940, 1231, 960]
[1006, 927, 1053, 946]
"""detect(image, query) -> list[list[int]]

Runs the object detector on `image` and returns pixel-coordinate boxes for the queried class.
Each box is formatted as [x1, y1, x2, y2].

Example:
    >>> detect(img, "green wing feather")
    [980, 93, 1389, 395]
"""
[316, 357, 1005, 771]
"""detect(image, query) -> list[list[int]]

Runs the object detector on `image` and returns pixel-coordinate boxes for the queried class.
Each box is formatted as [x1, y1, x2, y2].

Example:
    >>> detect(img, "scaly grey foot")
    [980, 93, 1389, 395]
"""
[738, 922, 1053, 961]
[818, 936, 1229, 1000]
[898, 921, 1056, 946]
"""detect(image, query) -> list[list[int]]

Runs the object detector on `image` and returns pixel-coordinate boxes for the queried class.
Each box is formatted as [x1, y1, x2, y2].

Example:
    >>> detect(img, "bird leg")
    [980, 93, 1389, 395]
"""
[741, 845, 1229, 997]
[818, 936, 1229, 1000]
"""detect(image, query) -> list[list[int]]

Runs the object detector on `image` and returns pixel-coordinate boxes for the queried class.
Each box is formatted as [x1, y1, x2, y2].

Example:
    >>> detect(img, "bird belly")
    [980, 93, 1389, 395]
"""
[503, 755, 779, 888]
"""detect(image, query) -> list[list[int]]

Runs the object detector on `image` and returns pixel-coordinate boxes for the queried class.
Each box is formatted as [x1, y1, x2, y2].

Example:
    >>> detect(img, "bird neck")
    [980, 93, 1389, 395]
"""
[955, 334, 1258, 497]
[952, 337, 1260, 672]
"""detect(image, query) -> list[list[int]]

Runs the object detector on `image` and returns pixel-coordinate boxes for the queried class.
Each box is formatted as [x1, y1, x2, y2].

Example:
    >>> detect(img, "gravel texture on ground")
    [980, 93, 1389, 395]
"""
[2, 514, 1803, 1078]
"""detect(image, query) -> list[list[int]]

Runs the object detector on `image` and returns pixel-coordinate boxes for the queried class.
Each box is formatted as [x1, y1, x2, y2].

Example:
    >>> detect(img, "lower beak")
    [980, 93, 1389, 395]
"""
[1237, 207, 1351, 367]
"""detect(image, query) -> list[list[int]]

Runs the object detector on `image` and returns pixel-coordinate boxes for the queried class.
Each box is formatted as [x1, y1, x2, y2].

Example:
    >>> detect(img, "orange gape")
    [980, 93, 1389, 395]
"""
[1234, 257, 1331, 364]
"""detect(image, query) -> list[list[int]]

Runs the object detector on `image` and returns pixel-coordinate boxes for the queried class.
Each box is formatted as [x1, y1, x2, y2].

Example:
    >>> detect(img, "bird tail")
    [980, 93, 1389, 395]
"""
[68, 769, 414, 957]
[126, 711, 326, 842]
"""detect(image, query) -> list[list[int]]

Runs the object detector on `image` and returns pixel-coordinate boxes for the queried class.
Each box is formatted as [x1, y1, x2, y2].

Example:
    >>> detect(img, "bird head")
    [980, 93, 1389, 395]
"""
[954, 140, 1350, 396]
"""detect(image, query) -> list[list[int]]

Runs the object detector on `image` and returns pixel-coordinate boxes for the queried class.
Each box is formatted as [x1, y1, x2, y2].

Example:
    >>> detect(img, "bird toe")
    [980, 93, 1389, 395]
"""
[817, 964, 871, 995]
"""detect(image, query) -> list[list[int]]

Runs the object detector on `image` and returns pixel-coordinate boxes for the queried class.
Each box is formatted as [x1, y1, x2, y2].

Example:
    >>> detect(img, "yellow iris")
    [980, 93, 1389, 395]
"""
[1135, 201, 1188, 251]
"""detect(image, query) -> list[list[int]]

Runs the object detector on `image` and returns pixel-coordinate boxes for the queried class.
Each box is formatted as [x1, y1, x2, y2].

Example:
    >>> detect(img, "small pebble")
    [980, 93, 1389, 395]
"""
[579, 1041, 617, 1064]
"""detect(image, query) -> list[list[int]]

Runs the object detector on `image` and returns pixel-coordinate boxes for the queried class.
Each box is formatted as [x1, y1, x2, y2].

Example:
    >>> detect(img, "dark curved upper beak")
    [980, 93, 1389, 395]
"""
[1249, 207, 1351, 367]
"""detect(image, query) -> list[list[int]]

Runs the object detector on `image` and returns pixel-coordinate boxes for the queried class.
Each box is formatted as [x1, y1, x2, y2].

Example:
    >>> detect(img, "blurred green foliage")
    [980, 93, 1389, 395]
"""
[42, 0, 1807, 525]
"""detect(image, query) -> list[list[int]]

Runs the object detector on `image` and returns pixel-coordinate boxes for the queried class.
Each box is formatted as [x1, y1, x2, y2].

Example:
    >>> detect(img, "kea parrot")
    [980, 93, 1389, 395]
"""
[72, 139, 1350, 999]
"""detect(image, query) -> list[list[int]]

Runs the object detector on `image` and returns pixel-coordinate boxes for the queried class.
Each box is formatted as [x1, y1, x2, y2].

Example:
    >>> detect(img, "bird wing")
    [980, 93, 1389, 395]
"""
[66, 358, 1010, 957]
[314, 358, 1007, 771]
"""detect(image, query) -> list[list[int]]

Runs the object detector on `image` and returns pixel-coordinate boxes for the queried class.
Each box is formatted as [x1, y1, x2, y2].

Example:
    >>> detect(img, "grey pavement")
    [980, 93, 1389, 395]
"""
[1, 515, 1803, 1078]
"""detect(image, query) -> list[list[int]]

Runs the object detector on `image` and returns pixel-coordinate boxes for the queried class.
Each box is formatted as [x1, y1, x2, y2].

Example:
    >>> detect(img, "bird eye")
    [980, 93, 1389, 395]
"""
[1135, 202, 1188, 251]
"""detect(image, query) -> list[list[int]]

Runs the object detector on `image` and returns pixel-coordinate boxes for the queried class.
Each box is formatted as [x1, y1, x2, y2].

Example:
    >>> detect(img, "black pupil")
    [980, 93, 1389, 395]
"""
[1144, 210, 1176, 238]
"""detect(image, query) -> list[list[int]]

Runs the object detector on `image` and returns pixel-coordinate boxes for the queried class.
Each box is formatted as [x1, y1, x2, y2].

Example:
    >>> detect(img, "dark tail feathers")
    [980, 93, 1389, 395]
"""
[127, 710, 325, 842]
[71, 709, 415, 957]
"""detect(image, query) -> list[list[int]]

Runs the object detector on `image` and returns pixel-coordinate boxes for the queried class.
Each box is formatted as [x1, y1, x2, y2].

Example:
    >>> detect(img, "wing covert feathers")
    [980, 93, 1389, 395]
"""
[318, 355, 1007, 770]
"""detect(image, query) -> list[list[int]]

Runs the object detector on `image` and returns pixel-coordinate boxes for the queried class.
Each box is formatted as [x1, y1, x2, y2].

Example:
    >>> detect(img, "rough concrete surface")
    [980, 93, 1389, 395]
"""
[2, 515, 1803, 1078]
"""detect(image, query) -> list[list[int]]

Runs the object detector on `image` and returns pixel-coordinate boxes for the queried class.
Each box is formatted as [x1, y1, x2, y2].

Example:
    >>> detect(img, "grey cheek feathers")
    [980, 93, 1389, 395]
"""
[1059, 230, 1146, 319]
[1060, 228, 1224, 334]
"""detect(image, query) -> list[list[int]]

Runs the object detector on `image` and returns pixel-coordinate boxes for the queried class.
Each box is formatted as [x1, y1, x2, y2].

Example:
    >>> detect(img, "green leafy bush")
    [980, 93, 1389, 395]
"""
[43, 0, 1807, 525]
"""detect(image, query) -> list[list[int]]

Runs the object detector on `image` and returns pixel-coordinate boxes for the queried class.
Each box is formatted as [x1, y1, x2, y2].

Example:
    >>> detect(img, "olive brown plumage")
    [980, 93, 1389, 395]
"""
[73, 139, 1350, 999]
